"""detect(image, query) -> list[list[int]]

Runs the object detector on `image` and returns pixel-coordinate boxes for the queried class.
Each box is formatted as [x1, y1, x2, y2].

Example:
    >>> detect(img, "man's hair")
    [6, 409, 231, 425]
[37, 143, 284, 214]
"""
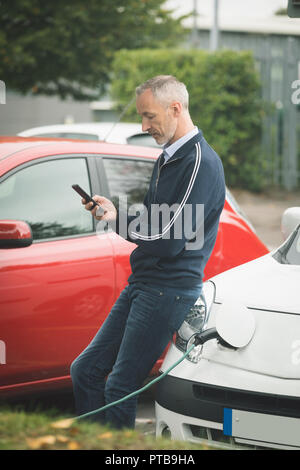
[136, 75, 189, 110]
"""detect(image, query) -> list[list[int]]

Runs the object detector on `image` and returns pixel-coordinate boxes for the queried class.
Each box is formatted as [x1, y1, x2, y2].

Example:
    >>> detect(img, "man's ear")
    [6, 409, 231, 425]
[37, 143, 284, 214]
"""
[170, 101, 182, 117]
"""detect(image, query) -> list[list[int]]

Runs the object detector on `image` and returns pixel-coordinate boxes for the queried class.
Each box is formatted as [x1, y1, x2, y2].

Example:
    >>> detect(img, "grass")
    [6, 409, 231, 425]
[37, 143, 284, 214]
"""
[0, 388, 228, 451]
[0, 406, 216, 451]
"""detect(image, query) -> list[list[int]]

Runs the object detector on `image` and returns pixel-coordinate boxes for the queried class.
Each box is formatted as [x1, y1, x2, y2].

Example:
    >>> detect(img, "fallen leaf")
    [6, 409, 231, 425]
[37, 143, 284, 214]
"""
[56, 435, 69, 443]
[51, 418, 74, 429]
[68, 426, 80, 436]
[97, 431, 113, 439]
[26, 435, 56, 450]
[67, 441, 80, 450]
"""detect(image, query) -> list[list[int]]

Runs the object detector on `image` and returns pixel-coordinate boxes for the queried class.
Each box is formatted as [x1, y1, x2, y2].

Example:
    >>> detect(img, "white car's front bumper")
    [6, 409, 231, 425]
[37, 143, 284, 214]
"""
[155, 344, 300, 450]
[155, 400, 300, 450]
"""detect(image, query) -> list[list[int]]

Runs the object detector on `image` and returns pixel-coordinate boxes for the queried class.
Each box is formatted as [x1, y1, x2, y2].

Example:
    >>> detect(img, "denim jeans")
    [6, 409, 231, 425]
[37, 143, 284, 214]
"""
[70, 281, 202, 429]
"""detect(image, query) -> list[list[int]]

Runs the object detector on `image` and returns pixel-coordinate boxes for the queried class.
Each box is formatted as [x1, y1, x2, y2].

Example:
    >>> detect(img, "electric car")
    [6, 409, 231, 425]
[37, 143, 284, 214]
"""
[0, 136, 268, 398]
[155, 208, 300, 450]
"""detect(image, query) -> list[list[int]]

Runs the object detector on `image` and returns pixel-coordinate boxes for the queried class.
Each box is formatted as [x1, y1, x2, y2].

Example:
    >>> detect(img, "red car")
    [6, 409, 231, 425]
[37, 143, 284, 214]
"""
[0, 137, 268, 397]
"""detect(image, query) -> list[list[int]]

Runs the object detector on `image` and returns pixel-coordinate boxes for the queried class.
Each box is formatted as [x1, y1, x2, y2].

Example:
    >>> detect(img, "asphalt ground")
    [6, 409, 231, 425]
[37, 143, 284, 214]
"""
[230, 188, 300, 250]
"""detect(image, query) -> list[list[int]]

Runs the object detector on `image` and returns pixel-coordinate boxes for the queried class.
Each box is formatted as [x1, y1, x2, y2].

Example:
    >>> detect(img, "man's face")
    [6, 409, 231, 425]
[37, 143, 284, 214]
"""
[136, 89, 177, 146]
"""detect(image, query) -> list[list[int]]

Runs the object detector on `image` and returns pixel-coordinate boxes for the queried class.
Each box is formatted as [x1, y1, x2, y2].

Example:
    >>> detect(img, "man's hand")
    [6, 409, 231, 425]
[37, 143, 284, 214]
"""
[82, 195, 117, 222]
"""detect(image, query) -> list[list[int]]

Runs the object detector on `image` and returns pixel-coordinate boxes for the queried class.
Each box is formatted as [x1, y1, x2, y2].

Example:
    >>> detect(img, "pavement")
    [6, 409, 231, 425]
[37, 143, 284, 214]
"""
[230, 188, 300, 250]
[135, 386, 156, 436]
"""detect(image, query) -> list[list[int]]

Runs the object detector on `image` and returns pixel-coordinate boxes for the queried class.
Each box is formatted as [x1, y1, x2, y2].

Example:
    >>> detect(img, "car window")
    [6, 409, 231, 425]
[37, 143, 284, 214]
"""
[0, 158, 94, 240]
[102, 158, 154, 212]
[58, 133, 99, 141]
[33, 132, 99, 141]
[127, 134, 160, 148]
[32, 133, 62, 138]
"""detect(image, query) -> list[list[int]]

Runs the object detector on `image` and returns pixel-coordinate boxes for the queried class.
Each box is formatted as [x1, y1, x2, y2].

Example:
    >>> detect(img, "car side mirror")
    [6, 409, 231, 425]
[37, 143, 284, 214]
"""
[0, 220, 33, 248]
[281, 207, 300, 241]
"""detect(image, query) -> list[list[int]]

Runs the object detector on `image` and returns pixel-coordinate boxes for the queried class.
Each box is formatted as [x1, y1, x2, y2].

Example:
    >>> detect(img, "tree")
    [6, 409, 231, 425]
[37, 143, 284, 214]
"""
[0, 0, 187, 100]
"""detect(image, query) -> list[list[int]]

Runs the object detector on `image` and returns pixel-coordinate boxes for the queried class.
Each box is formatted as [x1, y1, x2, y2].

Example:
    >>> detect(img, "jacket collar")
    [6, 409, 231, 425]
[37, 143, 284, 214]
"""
[165, 129, 203, 163]
[163, 126, 199, 161]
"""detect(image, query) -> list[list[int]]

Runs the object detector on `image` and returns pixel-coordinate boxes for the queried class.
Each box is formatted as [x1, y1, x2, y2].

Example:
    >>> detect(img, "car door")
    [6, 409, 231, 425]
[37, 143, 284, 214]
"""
[0, 155, 116, 391]
[99, 156, 155, 295]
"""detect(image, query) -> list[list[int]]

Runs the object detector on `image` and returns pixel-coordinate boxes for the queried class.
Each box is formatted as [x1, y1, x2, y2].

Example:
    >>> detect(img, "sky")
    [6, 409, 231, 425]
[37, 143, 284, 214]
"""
[165, 0, 288, 20]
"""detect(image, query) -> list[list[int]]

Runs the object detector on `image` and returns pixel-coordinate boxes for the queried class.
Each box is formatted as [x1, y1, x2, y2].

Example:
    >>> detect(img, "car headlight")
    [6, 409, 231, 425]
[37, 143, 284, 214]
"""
[175, 280, 216, 361]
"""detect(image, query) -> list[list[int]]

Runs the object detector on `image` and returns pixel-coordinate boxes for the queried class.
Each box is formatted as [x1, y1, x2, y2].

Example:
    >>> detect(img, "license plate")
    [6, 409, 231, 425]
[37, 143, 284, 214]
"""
[223, 408, 300, 448]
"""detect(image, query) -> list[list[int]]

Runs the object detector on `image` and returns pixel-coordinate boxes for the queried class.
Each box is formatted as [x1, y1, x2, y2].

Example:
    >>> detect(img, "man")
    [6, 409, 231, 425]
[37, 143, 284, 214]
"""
[70, 75, 225, 429]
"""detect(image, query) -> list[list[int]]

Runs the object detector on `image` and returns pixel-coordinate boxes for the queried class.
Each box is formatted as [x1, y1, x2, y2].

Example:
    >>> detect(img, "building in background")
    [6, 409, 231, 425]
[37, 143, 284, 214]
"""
[0, 90, 118, 136]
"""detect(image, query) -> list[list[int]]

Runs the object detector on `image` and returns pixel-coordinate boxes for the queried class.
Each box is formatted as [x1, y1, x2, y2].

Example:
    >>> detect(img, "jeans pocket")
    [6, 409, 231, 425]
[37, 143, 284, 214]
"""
[138, 282, 164, 298]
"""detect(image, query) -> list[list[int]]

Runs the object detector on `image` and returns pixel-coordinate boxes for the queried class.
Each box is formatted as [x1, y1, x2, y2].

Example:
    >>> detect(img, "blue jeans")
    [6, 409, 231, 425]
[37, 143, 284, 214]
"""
[70, 281, 202, 429]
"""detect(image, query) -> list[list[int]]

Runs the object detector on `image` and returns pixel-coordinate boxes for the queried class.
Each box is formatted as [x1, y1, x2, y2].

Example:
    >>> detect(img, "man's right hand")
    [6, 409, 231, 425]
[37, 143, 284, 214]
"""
[82, 195, 117, 222]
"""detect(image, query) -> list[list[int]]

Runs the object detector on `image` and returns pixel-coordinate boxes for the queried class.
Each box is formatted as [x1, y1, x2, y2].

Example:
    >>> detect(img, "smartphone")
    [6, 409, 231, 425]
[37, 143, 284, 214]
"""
[72, 184, 104, 215]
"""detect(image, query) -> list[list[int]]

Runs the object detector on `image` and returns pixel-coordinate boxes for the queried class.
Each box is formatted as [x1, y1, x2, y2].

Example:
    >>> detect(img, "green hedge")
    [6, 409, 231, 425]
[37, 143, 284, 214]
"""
[110, 49, 266, 191]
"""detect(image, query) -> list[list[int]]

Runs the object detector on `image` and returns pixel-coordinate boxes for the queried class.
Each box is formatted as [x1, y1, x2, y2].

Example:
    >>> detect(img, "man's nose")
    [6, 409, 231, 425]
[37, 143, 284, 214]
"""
[142, 118, 151, 132]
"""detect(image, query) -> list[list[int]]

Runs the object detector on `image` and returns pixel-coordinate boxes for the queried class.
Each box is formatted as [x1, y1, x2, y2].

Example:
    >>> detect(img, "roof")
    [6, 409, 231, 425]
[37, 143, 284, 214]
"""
[183, 15, 300, 36]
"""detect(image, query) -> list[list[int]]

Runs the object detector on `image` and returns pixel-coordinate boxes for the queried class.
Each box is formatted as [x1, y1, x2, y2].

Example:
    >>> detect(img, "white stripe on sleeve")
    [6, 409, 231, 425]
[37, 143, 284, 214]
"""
[130, 142, 202, 241]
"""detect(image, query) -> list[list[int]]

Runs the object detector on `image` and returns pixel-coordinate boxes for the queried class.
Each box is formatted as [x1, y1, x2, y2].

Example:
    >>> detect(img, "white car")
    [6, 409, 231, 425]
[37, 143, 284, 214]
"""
[18, 122, 159, 147]
[155, 207, 300, 450]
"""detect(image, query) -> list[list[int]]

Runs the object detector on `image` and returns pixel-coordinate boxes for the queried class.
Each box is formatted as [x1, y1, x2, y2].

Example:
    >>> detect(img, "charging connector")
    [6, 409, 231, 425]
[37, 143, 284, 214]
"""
[192, 327, 219, 346]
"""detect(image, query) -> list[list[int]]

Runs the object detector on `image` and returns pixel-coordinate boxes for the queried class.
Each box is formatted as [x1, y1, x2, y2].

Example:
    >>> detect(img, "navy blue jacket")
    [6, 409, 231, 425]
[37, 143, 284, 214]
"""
[115, 130, 225, 287]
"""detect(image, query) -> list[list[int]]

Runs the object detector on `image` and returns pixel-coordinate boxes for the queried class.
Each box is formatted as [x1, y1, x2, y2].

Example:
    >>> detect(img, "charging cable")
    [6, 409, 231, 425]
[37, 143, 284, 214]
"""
[72, 327, 220, 422]
[73, 342, 197, 422]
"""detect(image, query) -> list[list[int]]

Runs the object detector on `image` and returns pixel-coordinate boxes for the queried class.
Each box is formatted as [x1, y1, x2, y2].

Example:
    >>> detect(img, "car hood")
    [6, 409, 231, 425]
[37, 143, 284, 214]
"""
[211, 253, 300, 315]
[198, 253, 300, 381]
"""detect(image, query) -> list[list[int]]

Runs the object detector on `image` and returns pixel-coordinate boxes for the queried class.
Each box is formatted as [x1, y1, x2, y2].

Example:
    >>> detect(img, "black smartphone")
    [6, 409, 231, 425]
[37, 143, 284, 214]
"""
[72, 184, 104, 215]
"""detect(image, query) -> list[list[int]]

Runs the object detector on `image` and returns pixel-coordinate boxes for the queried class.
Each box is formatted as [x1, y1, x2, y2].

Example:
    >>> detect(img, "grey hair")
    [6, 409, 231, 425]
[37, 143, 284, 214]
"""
[135, 75, 189, 110]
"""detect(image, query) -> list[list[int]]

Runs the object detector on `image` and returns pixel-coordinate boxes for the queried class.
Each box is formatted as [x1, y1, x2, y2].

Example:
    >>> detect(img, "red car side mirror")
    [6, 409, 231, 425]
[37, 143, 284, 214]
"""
[0, 220, 33, 248]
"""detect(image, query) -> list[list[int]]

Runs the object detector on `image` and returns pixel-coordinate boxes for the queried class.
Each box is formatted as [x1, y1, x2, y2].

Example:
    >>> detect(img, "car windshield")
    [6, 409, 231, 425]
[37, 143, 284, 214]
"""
[273, 224, 300, 265]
